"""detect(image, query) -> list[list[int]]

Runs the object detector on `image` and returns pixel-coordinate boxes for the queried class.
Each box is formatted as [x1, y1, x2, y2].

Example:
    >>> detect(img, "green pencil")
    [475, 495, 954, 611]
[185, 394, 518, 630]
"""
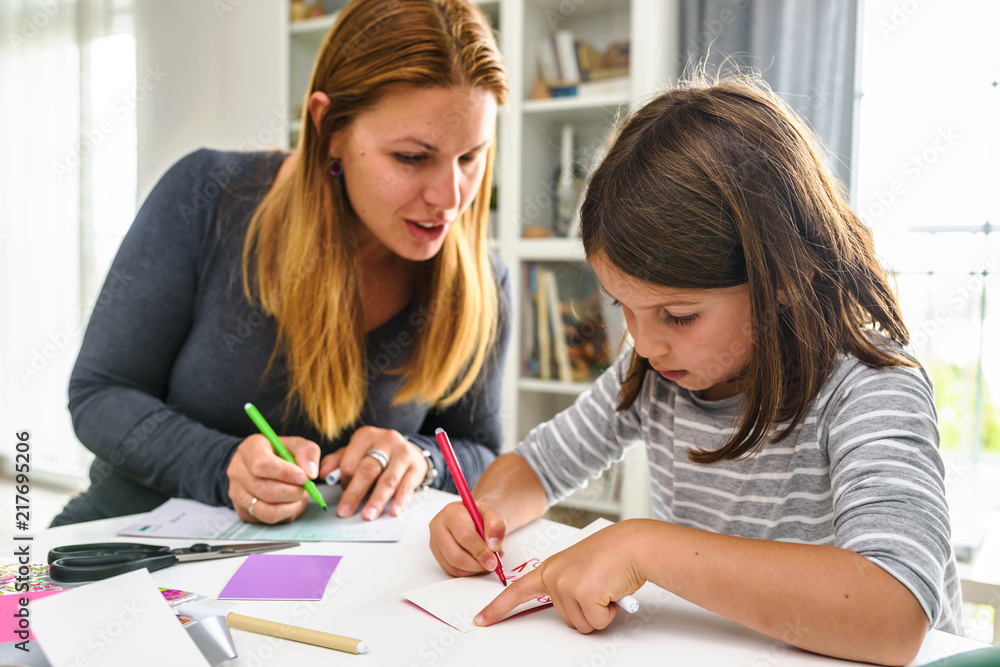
[243, 402, 327, 510]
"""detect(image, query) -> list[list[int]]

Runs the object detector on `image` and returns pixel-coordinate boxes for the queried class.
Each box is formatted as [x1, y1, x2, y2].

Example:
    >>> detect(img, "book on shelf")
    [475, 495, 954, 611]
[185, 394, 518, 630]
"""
[536, 268, 552, 380]
[576, 76, 630, 99]
[543, 270, 573, 383]
[555, 124, 584, 238]
[522, 265, 613, 384]
[535, 32, 576, 88]
[553, 30, 580, 84]
[521, 265, 537, 378]
[532, 31, 631, 101]
[536, 35, 560, 86]
[575, 41, 602, 75]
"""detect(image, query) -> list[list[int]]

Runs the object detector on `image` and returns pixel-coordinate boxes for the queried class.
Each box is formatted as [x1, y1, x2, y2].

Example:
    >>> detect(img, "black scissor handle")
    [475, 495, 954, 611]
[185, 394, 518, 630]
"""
[48, 542, 170, 560]
[48, 548, 178, 583]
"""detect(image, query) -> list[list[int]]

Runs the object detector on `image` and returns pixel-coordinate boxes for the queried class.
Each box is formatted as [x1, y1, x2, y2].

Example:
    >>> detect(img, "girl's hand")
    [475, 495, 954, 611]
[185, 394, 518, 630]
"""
[474, 522, 645, 633]
[429, 500, 507, 577]
[318, 426, 429, 520]
[227, 434, 321, 524]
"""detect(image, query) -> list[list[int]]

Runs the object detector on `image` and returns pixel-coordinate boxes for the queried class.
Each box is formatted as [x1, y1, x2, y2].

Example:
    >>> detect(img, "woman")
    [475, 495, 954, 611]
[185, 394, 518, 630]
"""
[53, 0, 510, 526]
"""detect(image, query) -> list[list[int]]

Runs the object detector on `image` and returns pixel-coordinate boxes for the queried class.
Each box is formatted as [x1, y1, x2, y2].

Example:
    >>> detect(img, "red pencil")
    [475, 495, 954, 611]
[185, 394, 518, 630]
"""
[435, 427, 507, 586]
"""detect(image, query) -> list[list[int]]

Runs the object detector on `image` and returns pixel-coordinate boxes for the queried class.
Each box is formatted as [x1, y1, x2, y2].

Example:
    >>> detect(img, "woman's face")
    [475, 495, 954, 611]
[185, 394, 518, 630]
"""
[330, 85, 497, 263]
[591, 252, 755, 401]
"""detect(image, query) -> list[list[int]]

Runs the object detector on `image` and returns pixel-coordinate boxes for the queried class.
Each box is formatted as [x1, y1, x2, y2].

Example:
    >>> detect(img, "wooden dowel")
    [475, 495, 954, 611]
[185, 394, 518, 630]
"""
[226, 612, 367, 655]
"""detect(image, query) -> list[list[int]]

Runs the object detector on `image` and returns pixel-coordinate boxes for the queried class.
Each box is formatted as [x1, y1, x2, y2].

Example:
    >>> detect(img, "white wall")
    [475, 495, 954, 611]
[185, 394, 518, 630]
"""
[134, 0, 287, 202]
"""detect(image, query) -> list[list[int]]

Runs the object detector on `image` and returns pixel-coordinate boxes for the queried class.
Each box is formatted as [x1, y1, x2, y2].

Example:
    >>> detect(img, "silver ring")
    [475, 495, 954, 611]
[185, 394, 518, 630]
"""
[364, 448, 389, 472]
[248, 496, 258, 518]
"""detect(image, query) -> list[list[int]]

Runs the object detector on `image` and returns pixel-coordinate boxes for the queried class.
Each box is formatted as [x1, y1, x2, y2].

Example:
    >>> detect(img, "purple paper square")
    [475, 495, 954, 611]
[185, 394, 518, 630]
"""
[219, 554, 342, 600]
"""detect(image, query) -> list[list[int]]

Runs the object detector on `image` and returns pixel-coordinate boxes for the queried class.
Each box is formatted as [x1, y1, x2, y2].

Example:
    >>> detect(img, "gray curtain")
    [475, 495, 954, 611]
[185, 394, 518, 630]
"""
[680, 0, 860, 190]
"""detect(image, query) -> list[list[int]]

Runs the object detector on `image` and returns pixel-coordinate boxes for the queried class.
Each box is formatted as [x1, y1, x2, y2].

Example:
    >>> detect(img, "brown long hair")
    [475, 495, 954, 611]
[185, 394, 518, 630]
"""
[243, 0, 508, 439]
[581, 73, 912, 464]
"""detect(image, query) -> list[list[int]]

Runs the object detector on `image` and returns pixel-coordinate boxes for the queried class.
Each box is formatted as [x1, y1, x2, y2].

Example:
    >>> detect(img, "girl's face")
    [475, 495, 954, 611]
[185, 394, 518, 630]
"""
[591, 253, 754, 400]
[330, 85, 497, 263]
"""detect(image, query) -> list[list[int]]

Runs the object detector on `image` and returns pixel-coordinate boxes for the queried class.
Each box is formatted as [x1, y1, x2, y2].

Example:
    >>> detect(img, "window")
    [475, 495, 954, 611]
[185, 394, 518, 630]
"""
[858, 1, 999, 508]
[0, 0, 135, 482]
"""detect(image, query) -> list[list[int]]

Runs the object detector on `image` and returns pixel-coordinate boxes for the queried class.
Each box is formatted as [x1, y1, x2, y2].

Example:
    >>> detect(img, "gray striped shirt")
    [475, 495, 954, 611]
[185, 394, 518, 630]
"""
[516, 346, 962, 633]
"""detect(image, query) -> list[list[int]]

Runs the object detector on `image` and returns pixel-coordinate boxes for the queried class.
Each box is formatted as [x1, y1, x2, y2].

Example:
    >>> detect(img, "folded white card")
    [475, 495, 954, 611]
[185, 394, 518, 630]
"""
[403, 518, 613, 632]
[33, 568, 210, 667]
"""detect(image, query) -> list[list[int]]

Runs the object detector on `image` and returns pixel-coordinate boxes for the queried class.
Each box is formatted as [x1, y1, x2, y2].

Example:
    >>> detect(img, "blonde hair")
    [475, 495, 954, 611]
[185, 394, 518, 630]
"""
[243, 0, 508, 439]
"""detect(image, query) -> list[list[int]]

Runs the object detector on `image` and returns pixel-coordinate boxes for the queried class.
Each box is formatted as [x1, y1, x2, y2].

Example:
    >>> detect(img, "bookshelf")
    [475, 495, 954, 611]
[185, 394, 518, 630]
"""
[278, 0, 678, 520]
[282, 4, 343, 148]
[496, 0, 677, 521]
[281, 2, 502, 145]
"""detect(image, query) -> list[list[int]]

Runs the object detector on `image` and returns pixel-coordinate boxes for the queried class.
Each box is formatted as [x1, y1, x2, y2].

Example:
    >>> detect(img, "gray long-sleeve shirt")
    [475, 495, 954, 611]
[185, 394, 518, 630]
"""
[61, 149, 509, 522]
[517, 345, 962, 633]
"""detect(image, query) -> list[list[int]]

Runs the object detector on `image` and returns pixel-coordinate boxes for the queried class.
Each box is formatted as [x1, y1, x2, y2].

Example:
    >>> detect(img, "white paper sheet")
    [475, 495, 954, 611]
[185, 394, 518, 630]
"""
[117, 485, 406, 542]
[402, 518, 614, 632]
[32, 568, 210, 667]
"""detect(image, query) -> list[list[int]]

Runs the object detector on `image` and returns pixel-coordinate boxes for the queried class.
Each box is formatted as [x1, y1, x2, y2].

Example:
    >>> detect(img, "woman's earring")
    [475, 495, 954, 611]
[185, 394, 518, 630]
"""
[329, 157, 342, 176]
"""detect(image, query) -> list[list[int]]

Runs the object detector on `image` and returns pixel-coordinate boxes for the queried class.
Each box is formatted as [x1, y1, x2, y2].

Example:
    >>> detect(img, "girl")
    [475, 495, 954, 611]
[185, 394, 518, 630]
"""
[429, 74, 960, 666]
[54, 0, 510, 527]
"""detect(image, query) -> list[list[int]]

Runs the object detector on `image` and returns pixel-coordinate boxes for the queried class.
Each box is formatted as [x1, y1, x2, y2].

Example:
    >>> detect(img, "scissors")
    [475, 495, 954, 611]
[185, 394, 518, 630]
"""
[47, 541, 299, 583]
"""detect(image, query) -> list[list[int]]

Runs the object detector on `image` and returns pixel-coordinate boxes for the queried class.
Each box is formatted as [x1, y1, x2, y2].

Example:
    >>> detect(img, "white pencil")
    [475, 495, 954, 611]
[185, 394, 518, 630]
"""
[615, 595, 639, 613]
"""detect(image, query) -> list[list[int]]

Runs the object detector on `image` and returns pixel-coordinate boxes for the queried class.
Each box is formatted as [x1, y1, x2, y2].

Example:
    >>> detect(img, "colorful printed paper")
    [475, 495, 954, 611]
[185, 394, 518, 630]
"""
[160, 587, 199, 605]
[0, 561, 60, 595]
[0, 589, 62, 642]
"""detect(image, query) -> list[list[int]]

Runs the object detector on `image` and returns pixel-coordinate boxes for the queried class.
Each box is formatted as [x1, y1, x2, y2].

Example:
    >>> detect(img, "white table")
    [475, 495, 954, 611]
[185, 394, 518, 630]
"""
[5, 489, 988, 666]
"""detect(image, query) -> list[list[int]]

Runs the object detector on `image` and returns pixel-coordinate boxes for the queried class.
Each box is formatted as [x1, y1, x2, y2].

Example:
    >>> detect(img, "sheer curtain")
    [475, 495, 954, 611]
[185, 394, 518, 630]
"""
[0, 0, 135, 485]
[680, 0, 860, 188]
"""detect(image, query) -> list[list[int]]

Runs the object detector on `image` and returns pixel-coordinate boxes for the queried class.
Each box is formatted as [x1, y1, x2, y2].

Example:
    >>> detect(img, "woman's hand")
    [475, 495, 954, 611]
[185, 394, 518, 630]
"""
[429, 500, 507, 577]
[318, 426, 429, 520]
[227, 434, 321, 524]
[474, 522, 645, 633]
